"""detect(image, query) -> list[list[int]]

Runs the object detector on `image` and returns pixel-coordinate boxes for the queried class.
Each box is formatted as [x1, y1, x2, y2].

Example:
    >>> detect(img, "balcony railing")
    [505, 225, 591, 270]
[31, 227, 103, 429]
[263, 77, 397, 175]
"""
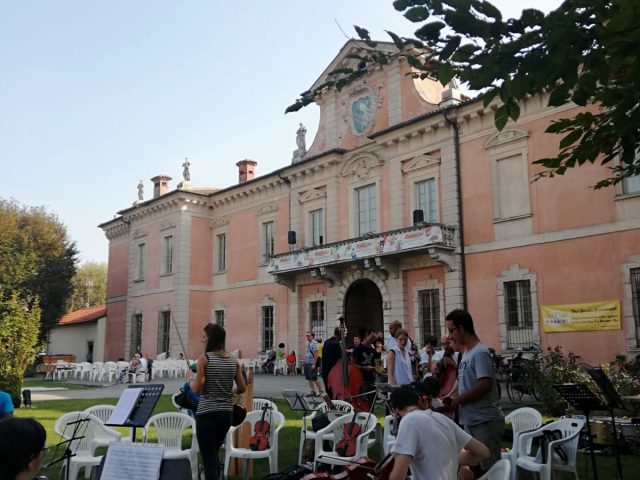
[267, 223, 456, 275]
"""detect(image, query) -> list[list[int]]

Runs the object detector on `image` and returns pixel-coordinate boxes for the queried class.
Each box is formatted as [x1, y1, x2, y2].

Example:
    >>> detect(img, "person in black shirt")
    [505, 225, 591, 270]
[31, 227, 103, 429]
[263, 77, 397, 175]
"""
[321, 326, 343, 398]
[352, 330, 377, 384]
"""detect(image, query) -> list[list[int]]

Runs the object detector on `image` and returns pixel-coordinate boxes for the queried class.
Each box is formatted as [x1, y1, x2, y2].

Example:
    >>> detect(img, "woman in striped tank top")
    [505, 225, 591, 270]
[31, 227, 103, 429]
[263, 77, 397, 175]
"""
[190, 323, 246, 480]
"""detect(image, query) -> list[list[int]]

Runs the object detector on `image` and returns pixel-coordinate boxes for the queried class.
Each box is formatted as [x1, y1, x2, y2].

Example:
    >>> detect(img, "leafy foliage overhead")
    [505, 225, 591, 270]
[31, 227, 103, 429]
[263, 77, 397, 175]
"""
[288, 0, 640, 188]
[0, 199, 78, 340]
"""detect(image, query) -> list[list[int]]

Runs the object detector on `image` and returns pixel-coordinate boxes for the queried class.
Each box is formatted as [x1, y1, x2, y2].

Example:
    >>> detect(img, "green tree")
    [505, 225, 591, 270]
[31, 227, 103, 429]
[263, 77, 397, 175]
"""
[288, 0, 640, 188]
[67, 261, 107, 312]
[0, 295, 40, 405]
[0, 199, 78, 341]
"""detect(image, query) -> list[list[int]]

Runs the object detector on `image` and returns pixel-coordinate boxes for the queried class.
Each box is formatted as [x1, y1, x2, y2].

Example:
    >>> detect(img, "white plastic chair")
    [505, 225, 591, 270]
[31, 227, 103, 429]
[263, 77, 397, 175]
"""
[312, 412, 378, 472]
[478, 459, 511, 480]
[515, 417, 585, 480]
[252, 398, 279, 413]
[501, 407, 543, 480]
[144, 412, 199, 480]
[381, 414, 397, 455]
[273, 359, 287, 375]
[298, 400, 354, 464]
[224, 409, 285, 480]
[55, 411, 119, 480]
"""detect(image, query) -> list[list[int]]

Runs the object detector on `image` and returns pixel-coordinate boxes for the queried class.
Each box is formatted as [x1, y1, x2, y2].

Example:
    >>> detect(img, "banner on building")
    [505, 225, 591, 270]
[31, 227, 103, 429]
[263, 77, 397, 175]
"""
[540, 301, 621, 332]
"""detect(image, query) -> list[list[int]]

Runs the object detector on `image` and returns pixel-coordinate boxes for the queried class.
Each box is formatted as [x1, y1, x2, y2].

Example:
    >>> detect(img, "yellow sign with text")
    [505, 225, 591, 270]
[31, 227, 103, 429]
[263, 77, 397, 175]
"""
[540, 301, 621, 332]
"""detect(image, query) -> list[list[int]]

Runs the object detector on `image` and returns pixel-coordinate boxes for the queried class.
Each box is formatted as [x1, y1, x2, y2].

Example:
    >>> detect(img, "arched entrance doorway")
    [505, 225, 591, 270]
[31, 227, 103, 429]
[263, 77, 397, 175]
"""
[344, 279, 383, 342]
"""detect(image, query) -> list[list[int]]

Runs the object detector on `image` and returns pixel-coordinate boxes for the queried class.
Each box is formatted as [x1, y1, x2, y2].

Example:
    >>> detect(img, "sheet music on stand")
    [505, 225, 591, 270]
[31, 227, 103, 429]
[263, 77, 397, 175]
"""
[552, 383, 607, 412]
[100, 442, 165, 480]
[106, 384, 164, 440]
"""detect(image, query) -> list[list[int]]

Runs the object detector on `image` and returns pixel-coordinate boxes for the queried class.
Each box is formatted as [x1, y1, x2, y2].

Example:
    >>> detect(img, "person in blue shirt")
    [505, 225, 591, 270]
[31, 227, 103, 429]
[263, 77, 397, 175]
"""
[179, 363, 200, 416]
[0, 390, 15, 419]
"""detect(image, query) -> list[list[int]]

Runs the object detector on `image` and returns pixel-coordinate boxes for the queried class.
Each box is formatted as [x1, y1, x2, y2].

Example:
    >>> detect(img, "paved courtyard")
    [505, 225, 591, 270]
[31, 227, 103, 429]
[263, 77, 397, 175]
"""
[29, 373, 314, 401]
[28, 373, 531, 410]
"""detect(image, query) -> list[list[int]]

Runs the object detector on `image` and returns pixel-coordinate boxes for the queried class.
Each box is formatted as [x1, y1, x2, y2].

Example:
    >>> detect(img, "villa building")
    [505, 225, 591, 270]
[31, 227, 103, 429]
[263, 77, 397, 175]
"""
[99, 40, 640, 366]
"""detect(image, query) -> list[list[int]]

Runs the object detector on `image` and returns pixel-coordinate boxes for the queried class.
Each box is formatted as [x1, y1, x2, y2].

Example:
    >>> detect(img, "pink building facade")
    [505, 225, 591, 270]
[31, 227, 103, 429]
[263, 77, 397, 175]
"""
[100, 41, 640, 366]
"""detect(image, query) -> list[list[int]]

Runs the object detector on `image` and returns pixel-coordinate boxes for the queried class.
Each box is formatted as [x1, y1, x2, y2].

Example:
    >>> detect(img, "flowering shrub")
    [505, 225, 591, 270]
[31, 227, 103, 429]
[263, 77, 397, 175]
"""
[534, 346, 591, 416]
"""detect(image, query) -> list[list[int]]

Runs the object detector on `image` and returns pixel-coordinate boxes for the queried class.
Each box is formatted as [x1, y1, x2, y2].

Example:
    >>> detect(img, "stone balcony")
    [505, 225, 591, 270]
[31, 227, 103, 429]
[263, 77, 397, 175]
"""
[267, 223, 457, 291]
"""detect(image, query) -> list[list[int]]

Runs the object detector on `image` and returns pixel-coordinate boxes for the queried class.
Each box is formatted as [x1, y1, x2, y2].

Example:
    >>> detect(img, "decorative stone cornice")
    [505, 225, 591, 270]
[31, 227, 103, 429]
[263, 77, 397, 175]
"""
[340, 152, 384, 179]
[402, 154, 441, 173]
[159, 220, 176, 231]
[133, 228, 148, 239]
[102, 221, 130, 241]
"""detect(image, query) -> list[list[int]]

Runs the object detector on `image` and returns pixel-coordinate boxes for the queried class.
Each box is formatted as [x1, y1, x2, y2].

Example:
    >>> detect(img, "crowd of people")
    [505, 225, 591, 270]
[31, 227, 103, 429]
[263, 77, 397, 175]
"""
[2, 307, 502, 480]
[301, 308, 504, 479]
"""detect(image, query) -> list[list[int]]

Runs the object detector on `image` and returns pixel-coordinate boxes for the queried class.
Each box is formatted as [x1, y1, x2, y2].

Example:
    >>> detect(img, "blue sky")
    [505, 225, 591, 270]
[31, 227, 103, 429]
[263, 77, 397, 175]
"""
[0, 1, 560, 264]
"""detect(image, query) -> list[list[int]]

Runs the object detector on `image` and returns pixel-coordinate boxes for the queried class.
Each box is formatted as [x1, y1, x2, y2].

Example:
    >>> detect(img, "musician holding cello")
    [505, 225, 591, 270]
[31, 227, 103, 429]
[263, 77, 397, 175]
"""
[388, 385, 489, 480]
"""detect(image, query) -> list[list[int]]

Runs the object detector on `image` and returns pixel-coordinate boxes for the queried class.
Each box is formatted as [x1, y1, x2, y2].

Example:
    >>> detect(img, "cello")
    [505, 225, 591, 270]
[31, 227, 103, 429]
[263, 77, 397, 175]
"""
[326, 316, 370, 412]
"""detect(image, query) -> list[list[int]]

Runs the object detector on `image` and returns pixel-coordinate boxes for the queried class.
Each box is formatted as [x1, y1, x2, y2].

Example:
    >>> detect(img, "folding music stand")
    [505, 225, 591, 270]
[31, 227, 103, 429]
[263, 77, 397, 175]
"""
[106, 384, 164, 441]
[553, 383, 606, 480]
[46, 415, 90, 480]
[282, 390, 322, 417]
[588, 368, 626, 480]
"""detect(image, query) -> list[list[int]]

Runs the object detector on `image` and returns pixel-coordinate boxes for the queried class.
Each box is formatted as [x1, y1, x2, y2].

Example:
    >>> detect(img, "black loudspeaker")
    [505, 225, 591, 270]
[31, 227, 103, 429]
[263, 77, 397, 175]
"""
[288, 231, 297, 245]
[319, 235, 324, 245]
[413, 209, 424, 225]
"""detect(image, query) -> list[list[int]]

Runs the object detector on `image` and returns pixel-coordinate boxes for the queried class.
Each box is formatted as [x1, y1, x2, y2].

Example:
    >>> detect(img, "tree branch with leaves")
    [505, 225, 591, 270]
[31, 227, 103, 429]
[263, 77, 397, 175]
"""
[288, 0, 640, 188]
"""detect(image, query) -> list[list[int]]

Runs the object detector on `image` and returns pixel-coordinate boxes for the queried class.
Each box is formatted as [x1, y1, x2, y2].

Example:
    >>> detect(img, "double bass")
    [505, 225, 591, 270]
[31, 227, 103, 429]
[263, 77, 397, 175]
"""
[326, 316, 370, 411]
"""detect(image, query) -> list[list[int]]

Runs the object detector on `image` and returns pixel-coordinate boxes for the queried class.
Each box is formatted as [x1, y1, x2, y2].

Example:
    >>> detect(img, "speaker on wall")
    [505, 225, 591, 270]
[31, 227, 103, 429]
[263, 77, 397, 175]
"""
[287, 231, 297, 245]
[413, 209, 425, 225]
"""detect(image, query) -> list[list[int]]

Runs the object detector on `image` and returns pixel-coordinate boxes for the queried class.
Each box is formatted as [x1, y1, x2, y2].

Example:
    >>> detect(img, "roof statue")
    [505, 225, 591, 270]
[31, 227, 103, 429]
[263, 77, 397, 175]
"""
[182, 158, 191, 182]
[292, 123, 307, 164]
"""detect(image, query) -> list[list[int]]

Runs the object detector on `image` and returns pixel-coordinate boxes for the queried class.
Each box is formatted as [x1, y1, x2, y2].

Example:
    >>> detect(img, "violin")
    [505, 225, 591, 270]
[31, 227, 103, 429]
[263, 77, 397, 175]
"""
[249, 403, 270, 451]
[335, 412, 361, 457]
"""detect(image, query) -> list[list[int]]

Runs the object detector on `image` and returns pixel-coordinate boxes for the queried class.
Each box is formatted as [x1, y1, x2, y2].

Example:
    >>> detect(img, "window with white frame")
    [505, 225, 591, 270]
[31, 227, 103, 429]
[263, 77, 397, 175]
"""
[356, 184, 377, 235]
[310, 301, 325, 340]
[130, 313, 142, 356]
[136, 243, 146, 280]
[214, 309, 225, 328]
[504, 280, 534, 348]
[261, 221, 275, 263]
[310, 209, 324, 246]
[216, 233, 226, 272]
[623, 175, 640, 195]
[497, 265, 539, 351]
[157, 311, 170, 356]
[162, 235, 173, 274]
[261, 306, 274, 351]
[631, 268, 640, 347]
[494, 154, 531, 220]
[415, 179, 437, 223]
[418, 289, 440, 345]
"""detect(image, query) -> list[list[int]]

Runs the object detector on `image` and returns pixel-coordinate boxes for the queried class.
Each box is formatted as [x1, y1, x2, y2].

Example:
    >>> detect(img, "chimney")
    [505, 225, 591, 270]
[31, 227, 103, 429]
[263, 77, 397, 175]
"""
[150, 175, 172, 198]
[236, 159, 257, 184]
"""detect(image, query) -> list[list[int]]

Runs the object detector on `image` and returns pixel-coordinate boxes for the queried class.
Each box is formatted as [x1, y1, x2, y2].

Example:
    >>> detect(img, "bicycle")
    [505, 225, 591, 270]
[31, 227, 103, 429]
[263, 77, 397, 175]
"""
[505, 354, 540, 404]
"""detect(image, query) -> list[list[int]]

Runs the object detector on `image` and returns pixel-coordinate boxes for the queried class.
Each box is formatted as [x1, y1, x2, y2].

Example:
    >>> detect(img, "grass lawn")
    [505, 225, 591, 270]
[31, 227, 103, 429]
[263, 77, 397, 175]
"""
[14, 397, 639, 479]
[23, 378, 96, 390]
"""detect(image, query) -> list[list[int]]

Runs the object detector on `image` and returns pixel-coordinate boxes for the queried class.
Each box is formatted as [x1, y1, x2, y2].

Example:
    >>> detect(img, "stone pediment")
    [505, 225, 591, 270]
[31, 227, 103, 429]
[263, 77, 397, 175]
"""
[309, 39, 398, 92]
[340, 152, 384, 179]
[211, 216, 229, 228]
[402, 154, 441, 173]
[299, 188, 327, 203]
[484, 128, 529, 149]
[257, 201, 277, 215]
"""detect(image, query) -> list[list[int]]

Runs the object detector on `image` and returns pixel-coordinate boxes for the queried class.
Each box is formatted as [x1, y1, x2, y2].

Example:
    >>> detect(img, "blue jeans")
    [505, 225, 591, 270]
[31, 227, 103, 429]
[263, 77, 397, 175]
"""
[196, 411, 232, 480]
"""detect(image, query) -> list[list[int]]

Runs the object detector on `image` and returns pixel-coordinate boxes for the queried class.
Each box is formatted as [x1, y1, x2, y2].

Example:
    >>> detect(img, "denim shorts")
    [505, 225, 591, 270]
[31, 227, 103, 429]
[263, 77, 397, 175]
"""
[304, 363, 318, 381]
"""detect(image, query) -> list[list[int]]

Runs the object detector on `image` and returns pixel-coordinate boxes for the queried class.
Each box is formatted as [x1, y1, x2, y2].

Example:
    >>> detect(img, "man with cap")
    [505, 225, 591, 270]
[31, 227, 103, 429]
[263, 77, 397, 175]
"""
[389, 384, 489, 480]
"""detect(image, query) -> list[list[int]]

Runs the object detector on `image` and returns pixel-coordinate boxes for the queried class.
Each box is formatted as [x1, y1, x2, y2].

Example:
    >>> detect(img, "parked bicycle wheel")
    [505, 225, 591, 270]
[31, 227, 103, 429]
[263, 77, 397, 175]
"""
[506, 376, 523, 404]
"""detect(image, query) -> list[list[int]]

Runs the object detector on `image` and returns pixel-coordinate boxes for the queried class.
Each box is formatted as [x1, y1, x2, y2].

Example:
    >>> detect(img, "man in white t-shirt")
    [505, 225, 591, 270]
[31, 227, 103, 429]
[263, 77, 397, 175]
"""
[389, 385, 489, 480]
